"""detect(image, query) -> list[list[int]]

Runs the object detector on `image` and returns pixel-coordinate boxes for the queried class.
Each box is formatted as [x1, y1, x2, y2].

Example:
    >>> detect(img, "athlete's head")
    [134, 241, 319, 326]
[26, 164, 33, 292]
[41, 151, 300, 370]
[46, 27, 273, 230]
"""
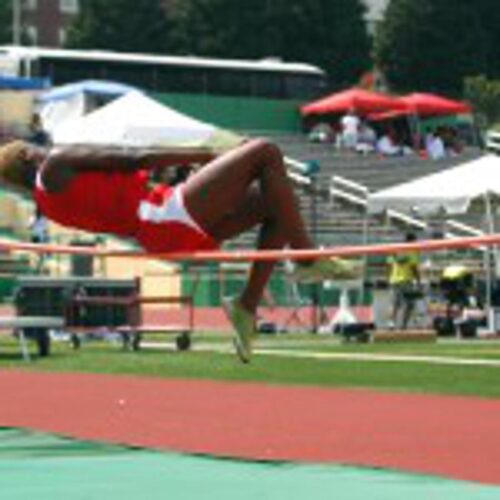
[0, 140, 38, 190]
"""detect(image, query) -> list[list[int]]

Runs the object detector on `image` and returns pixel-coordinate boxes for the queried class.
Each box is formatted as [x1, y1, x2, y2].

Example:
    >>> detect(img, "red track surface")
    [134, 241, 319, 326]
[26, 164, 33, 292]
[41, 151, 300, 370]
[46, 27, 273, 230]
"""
[0, 305, 372, 332]
[1, 370, 499, 484]
[144, 305, 372, 331]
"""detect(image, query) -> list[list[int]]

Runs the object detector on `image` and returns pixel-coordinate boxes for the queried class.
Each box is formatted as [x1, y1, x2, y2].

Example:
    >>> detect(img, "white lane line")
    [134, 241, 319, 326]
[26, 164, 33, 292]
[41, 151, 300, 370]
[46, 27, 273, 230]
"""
[254, 348, 500, 367]
[141, 341, 500, 367]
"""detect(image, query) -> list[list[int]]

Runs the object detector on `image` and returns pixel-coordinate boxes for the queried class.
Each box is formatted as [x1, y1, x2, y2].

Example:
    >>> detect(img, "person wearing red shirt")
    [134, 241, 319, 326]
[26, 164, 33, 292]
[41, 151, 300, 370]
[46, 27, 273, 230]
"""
[0, 138, 360, 362]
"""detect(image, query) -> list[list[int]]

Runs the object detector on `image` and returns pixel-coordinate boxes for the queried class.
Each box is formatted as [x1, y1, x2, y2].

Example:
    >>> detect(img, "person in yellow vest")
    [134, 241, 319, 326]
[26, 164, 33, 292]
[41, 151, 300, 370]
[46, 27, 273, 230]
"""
[387, 232, 422, 330]
[440, 264, 475, 317]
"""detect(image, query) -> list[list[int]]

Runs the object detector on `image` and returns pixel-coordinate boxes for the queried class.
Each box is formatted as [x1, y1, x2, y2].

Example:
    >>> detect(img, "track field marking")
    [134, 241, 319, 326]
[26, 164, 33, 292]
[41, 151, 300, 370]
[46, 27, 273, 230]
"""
[143, 341, 500, 367]
[253, 348, 500, 367]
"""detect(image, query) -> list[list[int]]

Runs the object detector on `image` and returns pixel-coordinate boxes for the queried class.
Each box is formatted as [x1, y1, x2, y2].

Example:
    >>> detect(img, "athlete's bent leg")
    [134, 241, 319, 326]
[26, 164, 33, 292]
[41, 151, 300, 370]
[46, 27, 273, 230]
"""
[194, 175, 288, 362]
[208, 185, 286, 313]
[183, 138, 312, 251]
[182, 139, 360, 361]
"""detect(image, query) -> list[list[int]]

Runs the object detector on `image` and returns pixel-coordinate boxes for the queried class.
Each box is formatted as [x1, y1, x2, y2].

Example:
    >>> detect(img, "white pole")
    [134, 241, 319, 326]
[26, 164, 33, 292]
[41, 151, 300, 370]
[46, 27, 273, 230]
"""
[484, 193, 494, 331]
[361, 195, 369, 300]
[12, 0, 21, 45]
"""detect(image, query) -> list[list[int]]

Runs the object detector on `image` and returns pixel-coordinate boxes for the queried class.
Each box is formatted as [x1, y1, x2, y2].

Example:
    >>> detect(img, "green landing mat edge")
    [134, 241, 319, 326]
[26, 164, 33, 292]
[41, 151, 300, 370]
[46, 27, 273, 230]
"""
[0, 428, 499, 500]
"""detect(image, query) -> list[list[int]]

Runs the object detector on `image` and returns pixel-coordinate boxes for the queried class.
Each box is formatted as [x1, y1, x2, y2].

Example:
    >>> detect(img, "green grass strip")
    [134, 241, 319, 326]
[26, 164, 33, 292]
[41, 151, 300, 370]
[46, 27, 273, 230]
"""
[1, 334, 500, 397]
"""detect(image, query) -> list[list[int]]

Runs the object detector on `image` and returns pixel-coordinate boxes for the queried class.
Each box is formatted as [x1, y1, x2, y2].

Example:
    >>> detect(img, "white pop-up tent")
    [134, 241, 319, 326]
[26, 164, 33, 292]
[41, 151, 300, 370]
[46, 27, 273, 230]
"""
[51, 91, 242, 153]
[38, 80, 140, 134]
[368, 154, 500, 332]
[368, 154, 500, 217]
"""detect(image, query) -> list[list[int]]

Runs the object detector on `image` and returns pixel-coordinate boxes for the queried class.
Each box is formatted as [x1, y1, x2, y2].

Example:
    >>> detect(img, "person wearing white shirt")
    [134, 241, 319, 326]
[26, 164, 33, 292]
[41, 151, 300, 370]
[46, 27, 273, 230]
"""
[29, 206, 49, 272]
[427, 132, 446, 160]
[376, 133, 401, 157]
[340, 109, 360, 150]
[356, 121, 377, 155]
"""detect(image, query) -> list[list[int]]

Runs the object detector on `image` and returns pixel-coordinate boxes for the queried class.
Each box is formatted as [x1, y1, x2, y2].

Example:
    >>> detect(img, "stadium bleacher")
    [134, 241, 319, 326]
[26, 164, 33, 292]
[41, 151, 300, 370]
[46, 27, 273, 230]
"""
[223, 132, 486, 252]
[218, 133, 487, 287]
[0, 133, 488, 305]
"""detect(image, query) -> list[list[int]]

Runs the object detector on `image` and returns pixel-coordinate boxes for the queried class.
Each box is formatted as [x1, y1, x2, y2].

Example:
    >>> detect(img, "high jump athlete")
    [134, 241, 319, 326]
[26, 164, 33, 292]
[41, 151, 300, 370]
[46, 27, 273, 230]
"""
[0, 138, 359, 362]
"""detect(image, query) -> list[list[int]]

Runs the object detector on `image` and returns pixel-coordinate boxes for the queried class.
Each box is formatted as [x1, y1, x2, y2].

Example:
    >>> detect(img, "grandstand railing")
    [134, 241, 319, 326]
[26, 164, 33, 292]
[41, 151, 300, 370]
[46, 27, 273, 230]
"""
[284, 156, 313, 187]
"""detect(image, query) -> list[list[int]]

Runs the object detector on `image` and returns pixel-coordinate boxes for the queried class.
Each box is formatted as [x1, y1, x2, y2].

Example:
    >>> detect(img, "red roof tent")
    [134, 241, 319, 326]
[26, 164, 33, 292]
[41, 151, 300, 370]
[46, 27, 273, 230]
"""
[368, 93, 472, 121]
[396, 93, 472, 116]
[301, 88, 405, 116]
[367, 109, 410, 121]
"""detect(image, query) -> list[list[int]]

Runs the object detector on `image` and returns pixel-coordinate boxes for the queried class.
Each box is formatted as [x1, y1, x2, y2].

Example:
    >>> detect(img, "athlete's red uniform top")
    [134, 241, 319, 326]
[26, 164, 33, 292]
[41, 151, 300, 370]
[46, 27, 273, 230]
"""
[34, 170, 217, 253]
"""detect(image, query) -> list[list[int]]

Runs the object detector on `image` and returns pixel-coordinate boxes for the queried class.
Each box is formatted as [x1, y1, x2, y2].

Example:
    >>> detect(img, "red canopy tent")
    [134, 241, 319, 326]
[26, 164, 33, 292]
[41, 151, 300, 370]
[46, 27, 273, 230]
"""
[300, 88, 405, 116]
[396, 93, 472, 116]
[366, 93, 476, 152]
[367, 109, 411, 121]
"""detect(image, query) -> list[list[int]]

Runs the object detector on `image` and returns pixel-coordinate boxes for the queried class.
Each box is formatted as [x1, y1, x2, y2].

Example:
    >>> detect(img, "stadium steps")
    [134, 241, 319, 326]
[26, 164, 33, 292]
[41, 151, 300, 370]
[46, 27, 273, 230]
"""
[272, 133, 483, 191]
[224, 134, 486, 281]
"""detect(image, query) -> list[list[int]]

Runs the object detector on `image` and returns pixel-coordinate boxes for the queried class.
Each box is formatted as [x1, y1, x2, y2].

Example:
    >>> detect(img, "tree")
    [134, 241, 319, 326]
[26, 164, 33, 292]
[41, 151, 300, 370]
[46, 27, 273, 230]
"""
[172, 0, 372, 88]
[464, 75, 500, 129]
[0, 2, 11, 44]
[0, 2, 39, 46]
[374, 0, 500, 96]
[65, 0, 173, 53]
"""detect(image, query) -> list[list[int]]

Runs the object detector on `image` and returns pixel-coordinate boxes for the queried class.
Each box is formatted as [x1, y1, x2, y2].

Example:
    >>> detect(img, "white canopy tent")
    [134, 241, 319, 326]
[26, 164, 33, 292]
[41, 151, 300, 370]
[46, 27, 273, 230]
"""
[38, 80, 140, 135]
[51, 91, 242, 153]
[368, 154, 500, 332]
[368, 154, 500, 217]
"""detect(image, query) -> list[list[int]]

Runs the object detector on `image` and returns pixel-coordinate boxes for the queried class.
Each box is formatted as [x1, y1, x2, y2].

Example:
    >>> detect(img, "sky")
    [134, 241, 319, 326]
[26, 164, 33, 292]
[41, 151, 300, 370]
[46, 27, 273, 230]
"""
[362, 0, 390, 22]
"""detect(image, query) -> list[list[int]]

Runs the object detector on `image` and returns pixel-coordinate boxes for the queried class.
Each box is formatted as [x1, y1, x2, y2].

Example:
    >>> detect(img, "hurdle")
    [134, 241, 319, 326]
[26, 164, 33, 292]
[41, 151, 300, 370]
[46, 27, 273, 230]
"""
[13, 276, 194, 353]
[67, 293, 193, 351]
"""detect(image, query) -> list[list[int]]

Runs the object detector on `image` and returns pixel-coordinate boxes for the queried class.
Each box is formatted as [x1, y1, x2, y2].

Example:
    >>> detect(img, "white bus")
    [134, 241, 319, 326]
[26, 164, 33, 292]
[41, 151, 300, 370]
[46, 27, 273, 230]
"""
[0, 45, 326, 100]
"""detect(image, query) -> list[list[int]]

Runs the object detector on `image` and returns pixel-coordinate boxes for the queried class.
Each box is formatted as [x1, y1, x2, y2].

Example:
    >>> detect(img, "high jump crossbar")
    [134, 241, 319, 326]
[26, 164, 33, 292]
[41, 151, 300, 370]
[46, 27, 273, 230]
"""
[1, 233, 499, 263]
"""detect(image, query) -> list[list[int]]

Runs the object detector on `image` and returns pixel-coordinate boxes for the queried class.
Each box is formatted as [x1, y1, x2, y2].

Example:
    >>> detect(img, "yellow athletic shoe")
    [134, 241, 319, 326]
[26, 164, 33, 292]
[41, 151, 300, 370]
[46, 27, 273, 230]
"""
[223, 297, 256, 363]
[293, 257, 362, 283]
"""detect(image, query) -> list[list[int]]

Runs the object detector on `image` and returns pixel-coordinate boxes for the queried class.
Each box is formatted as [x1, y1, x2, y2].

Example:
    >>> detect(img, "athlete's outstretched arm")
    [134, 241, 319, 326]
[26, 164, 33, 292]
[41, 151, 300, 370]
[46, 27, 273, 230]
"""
[45, 146, 215, 172]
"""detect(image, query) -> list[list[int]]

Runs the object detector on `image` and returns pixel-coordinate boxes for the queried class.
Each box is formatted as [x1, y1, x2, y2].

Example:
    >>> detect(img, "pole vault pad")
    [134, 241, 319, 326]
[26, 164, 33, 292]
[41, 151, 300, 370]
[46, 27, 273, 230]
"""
[1, 428, 499, 499]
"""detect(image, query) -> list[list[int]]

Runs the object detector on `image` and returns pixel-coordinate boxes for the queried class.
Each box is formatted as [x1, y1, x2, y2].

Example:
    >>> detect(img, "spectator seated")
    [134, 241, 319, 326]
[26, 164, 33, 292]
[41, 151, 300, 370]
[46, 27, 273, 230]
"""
[426, 133, 446, 160]
[376, 134, 401, 157]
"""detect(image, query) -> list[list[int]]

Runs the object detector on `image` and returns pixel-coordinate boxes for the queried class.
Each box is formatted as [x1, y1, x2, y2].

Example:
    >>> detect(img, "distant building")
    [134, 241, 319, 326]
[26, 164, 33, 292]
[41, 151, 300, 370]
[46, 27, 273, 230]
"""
[15, 0, 80, 47]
